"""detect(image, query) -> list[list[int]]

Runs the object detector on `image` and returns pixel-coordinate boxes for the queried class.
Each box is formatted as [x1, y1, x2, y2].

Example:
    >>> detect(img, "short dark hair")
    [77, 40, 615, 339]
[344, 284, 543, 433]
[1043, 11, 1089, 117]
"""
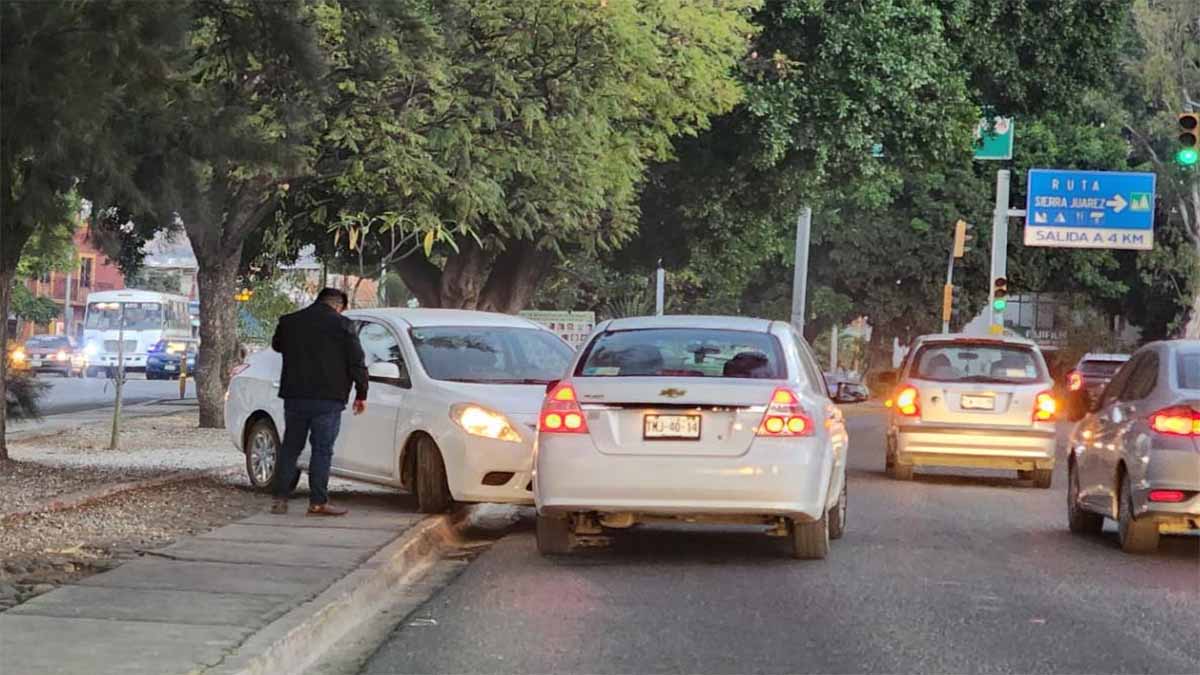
[316, 287, 349, 309]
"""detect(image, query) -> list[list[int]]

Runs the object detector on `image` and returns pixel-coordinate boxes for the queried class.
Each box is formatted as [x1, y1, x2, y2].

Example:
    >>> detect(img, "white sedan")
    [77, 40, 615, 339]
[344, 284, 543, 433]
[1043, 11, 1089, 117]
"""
[533, 315, 853, 559]
[225, 309, 574, 512]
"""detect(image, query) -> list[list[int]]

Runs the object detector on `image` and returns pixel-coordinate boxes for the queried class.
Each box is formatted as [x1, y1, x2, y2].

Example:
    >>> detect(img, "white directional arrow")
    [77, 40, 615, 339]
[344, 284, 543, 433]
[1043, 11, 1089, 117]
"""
[1107, 194, 1127, 213]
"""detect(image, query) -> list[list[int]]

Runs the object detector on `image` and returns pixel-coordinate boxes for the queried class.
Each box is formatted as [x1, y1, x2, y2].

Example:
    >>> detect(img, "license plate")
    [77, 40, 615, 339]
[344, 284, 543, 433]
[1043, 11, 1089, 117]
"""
[643, 414, 701, 439]
[164, 365, 177, 371]
[961, 394, 995, 411]
[31, 359, 42, 367]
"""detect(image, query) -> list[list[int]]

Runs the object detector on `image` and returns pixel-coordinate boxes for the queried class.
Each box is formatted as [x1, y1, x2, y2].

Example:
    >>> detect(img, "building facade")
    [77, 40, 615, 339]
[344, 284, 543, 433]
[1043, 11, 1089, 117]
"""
[18, 228, 125, 341]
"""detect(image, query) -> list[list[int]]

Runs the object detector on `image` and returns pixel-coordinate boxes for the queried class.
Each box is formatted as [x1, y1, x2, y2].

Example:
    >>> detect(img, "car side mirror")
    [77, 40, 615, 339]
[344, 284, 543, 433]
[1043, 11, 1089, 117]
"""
[368, 362, 401, 380]
[832, 383, 869, 404]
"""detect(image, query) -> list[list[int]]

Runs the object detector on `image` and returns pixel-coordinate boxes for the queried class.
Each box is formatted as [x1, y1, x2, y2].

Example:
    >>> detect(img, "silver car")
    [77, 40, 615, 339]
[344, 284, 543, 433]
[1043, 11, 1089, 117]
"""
[886, 334, 1058, 487]
[1066, 340, 1200, 553]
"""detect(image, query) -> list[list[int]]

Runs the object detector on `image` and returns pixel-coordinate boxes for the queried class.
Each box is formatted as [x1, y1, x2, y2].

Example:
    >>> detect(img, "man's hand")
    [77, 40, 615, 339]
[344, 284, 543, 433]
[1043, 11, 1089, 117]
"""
[353, 399, 367, 415]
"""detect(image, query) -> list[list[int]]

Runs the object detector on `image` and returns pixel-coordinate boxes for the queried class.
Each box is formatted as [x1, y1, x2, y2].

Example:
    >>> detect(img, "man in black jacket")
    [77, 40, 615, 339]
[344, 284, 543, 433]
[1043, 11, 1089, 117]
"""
[270, 288, 368, 516]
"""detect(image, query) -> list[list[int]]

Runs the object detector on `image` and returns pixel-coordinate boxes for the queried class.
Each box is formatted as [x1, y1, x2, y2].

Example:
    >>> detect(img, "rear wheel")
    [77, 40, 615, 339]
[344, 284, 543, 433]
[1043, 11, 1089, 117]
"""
[536, 514, 574, 555]
[1117, 472, 1159, 553]
[1033, 468, 1053, 489]
[415, 436, 453, 514]
[1067, 461, 1103, 535]
[828, 481, 847, 540]
[789, 512, 830, 559]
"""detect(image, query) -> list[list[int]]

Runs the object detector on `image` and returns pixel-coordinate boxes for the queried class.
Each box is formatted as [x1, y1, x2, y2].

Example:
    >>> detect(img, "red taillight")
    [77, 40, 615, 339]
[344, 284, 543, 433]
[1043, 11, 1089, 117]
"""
[539, 383, 589, 433]
[230, 363, 249, 377]
[1067, 370, 1082, 392]
[1149, 406, 1200, 436]
[1033, 391, 1058, 422]
[894, 385, 920, 417]
[1147, 489, 1187, 503]
[756, 387, 813, 437]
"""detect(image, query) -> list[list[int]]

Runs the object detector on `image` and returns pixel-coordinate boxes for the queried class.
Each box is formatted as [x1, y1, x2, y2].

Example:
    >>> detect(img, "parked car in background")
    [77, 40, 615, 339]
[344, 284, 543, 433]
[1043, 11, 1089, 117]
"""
[886, 333, 1058, 487]
[1066, 340, 1200, 553]
[15, 334, 86, 377]
[145, 338, 198, 380]
[534, 315, 855, 559]
[225, 309, 574, 513]
[1065, 353, 1130, 421]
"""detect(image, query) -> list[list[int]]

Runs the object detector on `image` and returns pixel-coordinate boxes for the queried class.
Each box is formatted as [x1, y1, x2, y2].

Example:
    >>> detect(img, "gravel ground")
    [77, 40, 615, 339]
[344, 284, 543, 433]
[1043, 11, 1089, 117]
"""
[0, 462, 171, 517]
[0, 478, 269, 611]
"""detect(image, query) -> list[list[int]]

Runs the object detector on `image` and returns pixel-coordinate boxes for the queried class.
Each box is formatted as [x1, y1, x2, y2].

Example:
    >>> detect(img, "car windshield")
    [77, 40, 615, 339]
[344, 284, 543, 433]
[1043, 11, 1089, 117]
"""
[577, 328, 785, 378]
[912, 343, 1045, 383]
[26, 336, 71, 349]
[1079, 359, 1125, 377]
[409, 326, 572, 384]
[1179, 352, 1200, 390]
[86, 302, 164, 330]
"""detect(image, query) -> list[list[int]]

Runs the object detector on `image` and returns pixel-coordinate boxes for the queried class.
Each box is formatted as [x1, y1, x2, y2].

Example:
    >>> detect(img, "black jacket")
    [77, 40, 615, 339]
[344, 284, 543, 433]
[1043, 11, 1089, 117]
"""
[272, 303, 368, 403]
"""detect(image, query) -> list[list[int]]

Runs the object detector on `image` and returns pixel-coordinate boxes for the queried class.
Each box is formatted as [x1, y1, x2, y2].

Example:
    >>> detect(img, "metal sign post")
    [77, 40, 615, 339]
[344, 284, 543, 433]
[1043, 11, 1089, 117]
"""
[791, 206, 812, 335]
[990, 171, 1011, 329]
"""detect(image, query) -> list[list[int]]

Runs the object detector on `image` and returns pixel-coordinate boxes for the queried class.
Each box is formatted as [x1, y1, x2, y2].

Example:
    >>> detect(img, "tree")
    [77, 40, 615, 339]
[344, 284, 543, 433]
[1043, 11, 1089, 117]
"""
[10, 285, 60, 326]
[1, 1, 182, 459]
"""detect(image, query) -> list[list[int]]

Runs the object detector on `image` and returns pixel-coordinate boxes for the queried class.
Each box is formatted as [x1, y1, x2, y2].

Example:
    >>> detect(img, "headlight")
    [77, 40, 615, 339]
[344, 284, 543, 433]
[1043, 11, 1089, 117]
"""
[84, 343, 99, 356]
[11, 349, 26, 363]
[450, 404, 522, 443]
[166, 342, 186, 354]
[56, 350, 68, 361]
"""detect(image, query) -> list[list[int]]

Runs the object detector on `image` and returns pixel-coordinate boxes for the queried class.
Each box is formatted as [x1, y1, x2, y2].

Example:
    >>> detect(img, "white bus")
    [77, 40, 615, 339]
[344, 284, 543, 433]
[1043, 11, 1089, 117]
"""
[82, 289, 191, 374]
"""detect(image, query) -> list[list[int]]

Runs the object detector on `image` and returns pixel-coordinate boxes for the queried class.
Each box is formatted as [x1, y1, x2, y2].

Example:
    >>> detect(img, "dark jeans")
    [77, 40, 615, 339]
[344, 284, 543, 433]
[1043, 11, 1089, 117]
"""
[276, 398, 345, 505]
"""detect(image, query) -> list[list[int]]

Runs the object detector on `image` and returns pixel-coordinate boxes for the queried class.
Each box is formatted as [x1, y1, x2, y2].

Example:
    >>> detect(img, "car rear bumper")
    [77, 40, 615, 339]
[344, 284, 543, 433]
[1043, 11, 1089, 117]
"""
[895, 424, 1057, 470]
[535, 436, 835, 521]
[1135, 453, 1200, 530]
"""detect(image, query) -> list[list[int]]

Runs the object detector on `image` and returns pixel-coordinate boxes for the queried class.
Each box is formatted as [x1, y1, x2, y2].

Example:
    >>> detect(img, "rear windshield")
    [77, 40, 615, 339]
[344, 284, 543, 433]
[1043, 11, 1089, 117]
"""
[1179, 353, 1200, 390]
[910, 342, 1045, 384]
[1079, 359, 1125, 377]
[409, 326, 572, 384]
[576, 328, 785, 379]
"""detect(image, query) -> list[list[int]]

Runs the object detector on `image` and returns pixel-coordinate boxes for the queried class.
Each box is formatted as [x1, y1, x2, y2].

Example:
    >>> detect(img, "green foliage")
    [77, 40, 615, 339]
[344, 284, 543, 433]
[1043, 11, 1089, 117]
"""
[238, 280, 298, 341]
[4, 366, 48, 422]
[10, 284, 60, 325]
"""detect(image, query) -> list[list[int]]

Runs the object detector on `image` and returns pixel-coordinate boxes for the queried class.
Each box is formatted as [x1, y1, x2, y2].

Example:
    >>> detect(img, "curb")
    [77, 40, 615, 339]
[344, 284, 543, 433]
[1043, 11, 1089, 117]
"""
[5, 402, 197, 443]
[0, 467, 239, 522]
[201, 510, 468, 675]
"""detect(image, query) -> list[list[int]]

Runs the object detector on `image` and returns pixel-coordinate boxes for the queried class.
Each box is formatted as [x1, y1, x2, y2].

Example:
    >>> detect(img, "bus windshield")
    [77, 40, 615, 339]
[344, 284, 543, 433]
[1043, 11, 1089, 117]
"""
[86, 302, 164, 330]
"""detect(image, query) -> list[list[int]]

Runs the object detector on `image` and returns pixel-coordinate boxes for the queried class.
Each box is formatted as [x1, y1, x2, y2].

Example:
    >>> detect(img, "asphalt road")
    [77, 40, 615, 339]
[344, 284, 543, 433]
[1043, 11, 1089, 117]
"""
[359, 411, 1200, 675]
[34, 373, 195, 416]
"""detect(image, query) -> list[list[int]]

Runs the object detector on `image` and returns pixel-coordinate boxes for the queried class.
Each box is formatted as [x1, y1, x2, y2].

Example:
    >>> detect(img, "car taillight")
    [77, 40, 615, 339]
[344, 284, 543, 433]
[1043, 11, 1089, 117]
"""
[1033, 391, 1057, 422]
[894, 385, 920, 417]
[1149, 406, 1200, 436]
[1067, 370, 1082, 392]
[756, 388, 814, 437]
[230, 363, 249, 377]
[539, 383, 589, 433]
[1147, 489, 1187, 503]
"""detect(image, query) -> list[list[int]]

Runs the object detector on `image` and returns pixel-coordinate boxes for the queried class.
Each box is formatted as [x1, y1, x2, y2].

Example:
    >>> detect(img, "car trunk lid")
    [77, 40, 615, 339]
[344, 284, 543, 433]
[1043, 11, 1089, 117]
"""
[909, 379, 1051, 428]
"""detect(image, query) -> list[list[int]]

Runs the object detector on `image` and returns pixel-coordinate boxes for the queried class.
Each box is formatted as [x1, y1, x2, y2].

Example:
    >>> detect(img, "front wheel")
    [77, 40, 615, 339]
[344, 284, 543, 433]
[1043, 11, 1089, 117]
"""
[415, 436, 453, 514]
[888, 463, 913, 481]
[1033, 468, 1053, 489]
[789, 513, 830, 559]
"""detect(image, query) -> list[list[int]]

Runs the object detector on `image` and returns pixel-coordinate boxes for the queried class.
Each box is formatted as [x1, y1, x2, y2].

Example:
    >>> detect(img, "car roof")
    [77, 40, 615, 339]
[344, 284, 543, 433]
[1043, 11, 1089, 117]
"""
[344, 308, 544, 330]
[911, 332, 1038, 348]
[600, 315, 776, 333]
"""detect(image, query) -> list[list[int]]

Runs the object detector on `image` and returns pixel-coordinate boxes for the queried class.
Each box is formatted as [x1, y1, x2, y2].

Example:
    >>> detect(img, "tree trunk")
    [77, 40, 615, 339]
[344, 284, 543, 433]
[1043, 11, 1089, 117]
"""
[1187, 237, 1200, 339]
[0, 267, 12, 461]
[194, 254, 242, 428]
[438, 240, 488, 309]
[392, 254, 442, 308]
[478, 239, 550, 313]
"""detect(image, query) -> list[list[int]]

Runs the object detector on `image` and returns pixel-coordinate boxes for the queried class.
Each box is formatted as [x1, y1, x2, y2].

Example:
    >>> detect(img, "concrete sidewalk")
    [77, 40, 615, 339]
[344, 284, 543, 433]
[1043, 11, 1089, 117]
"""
[0, 500, 436, 675]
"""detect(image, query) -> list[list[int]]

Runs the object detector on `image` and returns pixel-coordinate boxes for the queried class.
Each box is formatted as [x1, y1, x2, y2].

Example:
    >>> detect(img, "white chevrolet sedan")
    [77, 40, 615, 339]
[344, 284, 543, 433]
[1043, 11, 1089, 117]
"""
[533, 316, 852, 559]
[225, 309, 574, 512]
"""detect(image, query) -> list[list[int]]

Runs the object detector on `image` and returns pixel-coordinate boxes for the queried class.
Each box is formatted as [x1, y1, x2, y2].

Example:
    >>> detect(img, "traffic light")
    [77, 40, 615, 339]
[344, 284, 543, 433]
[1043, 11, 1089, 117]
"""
[992, 277, 1009, 312]
[952, 219, 973, 258]
[1178, 113, 1199, 167]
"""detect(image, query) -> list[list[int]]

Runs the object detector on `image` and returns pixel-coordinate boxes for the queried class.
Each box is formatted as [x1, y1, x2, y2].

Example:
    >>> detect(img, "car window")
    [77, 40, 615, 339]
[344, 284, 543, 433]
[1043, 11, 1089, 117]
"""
[1098, 356, 1136, 408]
[358, 321, 410, 386]
[1079, 359, 1125, 378]
[910, 342, 1045, 384]
[1177, 352, 1200, 391]
[1119, 352, 1158, 401]
[576, 328, 786, 379]
[793, 334, 827, 394]
[410, 326, 572, 384]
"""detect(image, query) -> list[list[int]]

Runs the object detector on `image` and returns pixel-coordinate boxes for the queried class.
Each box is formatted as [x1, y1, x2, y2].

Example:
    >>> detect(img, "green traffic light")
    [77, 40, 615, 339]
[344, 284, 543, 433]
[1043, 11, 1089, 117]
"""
[1177, 147, 1199, 166]
[992, 298, 1008, 312]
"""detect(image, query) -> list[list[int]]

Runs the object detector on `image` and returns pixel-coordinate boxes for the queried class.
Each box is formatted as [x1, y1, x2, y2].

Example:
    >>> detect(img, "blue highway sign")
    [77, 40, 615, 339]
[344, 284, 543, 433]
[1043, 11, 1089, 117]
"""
[1024, 169, 1156, 250]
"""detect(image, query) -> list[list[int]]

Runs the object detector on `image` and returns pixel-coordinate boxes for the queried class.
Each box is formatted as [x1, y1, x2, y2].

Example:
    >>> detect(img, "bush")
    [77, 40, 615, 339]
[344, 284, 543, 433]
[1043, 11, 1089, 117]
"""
[5, 369, 48, 422]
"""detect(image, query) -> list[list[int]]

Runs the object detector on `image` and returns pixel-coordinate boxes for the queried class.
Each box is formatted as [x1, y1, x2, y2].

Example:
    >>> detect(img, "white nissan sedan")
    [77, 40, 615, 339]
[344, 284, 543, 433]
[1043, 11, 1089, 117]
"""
[225, 309, 574, 512]
[533, 316, 852, 559]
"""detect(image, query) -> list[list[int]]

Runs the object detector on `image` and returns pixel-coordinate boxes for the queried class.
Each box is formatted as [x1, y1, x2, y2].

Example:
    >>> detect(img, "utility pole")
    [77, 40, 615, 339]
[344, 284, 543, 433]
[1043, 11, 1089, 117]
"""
[944, 219, 971, 334]
[990, 170, 1011, 330]
[654, 260, 665, 316]
[830, 324, 839, 372]
[62, 268, 74, 337]
[791, 206, 812, 335]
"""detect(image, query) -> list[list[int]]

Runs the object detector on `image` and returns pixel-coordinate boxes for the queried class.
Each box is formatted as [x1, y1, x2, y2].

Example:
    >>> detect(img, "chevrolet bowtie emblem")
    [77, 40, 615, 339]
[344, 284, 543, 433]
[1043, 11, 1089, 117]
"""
[659, 388, 686, 398]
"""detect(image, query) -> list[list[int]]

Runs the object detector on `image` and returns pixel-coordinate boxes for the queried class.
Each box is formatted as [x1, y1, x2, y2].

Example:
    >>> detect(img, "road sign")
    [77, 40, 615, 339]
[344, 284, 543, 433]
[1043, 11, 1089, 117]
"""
[518, 310, 595, 348]
[1023, 169, 1156, 251]
[974, 117, 1014, 160]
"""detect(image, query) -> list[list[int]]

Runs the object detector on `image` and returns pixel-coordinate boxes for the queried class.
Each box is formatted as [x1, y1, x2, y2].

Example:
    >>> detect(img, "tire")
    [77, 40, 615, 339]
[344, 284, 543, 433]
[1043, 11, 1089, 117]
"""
[790, 512, 830, 559]
[1018, 469, 1034, 481]
[828, 480, 848, 540]
[1067, 461, 1103, 535]
[1033, 468, 1053, 490]
[1117, 471, 1159, 553]
[245, 419, 283, 493]
[888, 463, 913, 481]
[415, 436, 453, 514]
[536, 514, 574, 555]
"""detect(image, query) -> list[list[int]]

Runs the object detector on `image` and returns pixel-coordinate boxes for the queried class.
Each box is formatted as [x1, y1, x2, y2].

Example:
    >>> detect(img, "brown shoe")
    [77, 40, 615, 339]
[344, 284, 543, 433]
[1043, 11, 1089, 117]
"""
[270, 499, 288, 514]
[307, 503, 348, 517]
